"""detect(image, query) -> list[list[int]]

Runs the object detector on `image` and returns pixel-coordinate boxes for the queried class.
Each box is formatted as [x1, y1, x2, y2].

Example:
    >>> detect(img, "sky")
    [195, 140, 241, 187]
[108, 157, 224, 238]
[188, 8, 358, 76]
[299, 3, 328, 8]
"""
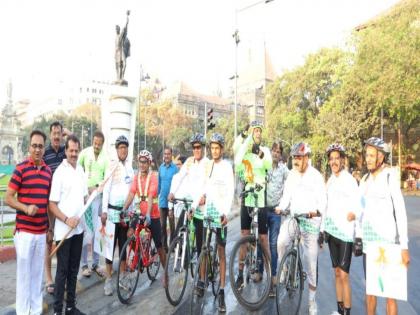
[0, 0, 400, 105]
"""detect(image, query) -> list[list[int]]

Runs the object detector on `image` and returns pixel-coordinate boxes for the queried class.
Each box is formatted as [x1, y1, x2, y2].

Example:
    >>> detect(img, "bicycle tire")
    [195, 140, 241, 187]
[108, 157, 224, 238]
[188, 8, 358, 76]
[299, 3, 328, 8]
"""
[117, 236, 140, 304]
[211, 244, 220, 297]
[164, 235, 189, 306]
[229, 234, 271, 311]
[190, 249, 207, 315]
[146, 241, 160, 281]
[276, 249, 303, 315]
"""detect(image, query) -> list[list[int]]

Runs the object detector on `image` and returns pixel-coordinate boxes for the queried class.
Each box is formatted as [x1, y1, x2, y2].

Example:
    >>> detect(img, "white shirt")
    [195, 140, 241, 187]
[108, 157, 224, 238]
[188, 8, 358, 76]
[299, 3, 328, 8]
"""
[102, 160, 134, 214]
[50, 159, 88, 241]
[278, 165, 327, 234]
[324, 170, 361, 242]
[359, 167, 408, 250]
[201, 159, 234, 217]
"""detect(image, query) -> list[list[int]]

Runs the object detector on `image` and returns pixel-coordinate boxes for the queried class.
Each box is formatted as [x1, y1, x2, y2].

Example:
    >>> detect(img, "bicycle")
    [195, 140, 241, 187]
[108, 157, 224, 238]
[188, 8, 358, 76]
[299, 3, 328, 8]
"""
[164, 198, 197, 306]
[229, 185, 272, 311]
[275, 210, 320, 315]
[116, 212, 161, 304]
[190, 216, 222, 314]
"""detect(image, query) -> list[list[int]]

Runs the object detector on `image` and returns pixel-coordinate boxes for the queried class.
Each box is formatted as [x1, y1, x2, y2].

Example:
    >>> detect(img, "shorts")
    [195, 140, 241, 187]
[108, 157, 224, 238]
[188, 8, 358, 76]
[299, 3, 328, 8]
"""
[105, 222, 128, 265]
[327, 233, 353, 273]
[194, 217, 227, 258]
[240, 203, 268, 234]
[130, 217, 162, 249]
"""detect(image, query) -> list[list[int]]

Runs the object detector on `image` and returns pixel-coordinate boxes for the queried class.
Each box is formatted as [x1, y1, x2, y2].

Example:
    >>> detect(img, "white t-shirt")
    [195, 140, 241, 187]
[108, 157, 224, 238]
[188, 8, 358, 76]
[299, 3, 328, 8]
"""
[50, 159, 88, 241]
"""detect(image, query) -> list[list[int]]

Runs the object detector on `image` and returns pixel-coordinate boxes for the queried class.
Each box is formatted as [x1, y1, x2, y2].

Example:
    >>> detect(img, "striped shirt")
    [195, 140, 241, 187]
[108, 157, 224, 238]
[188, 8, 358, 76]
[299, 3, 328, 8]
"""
[8, 157, 52, 234]
[43, 144, 66, 174]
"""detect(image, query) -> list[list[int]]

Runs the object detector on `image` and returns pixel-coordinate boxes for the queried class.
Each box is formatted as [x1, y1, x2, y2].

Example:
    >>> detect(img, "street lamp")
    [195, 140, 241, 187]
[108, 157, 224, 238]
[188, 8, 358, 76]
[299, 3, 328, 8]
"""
[138, 65, 150, 153]
[233, 0, 275, 139]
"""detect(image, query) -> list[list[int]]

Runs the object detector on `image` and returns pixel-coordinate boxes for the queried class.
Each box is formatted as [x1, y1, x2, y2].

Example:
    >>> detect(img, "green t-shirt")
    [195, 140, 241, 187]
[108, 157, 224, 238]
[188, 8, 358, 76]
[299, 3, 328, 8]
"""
[234, 134, 272, 208]
[78, 147, 109, 188]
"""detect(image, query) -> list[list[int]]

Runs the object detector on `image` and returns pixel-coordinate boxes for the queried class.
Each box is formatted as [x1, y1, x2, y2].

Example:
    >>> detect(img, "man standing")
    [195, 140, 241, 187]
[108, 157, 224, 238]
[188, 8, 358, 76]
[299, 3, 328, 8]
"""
[43, 121, 71, 294]
[359, 137, 410, 315]
[234, 121, 272, 287]
[264, 141, 289, 296]
[49, 135, 87, 315]
[101, 135, 134, 296]
[158, 147, 178, 252]
[322, 144, 360, 315]
[275, 142, 327, 315]
[78, 130, 108, 277]
[6, 130, 52, 315]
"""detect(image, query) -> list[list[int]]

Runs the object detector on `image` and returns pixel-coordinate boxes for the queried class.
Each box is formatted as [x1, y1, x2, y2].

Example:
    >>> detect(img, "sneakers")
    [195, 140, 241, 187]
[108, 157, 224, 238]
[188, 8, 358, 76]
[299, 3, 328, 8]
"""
[218, 291, 226, 312]
[81, 266, 92, 277]
[235, 275, 244, 290]
[104, 278, 113, 296]
[65, 306, 86, 315]
[269, 283, 275, 298]
[194, 280, 205, 297]
[92, 264, 105, 278]
[309, 299, 318, 315]
[252, 272, 263, 283]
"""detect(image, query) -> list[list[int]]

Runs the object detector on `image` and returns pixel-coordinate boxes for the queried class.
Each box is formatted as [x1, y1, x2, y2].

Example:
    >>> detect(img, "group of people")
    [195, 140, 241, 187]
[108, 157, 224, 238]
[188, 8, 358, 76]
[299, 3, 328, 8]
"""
[5, 119, 410, 315]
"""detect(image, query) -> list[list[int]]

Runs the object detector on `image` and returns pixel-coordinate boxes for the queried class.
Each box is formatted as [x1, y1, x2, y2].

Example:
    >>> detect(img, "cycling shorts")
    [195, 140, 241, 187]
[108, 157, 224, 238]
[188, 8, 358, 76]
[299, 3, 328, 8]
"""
[240, 203, 268, 234]
[327, 233, 353, 273]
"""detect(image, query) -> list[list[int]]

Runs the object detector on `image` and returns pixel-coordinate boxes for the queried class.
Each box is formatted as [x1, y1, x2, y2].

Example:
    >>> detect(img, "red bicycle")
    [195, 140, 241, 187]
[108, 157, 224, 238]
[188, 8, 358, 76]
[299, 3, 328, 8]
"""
[117, 212, 160, 304]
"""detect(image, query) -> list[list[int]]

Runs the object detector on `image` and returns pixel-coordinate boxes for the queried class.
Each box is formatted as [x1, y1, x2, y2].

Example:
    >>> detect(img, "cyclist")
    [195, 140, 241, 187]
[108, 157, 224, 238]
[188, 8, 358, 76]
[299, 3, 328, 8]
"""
[275, 142, 326, 315]
[101, 135, 134, 296]
[168, 133, 209, 260]
[122, 150, 167, 285]
[192, 133, 234, 312]
[359, 137, 410, 315]
[322, 143, 360, 315]
[234, 120, 272, 287]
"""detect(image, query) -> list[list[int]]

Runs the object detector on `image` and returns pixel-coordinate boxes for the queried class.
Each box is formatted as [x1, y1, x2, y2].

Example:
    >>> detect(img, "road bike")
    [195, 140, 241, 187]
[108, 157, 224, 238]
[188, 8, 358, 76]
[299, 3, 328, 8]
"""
[116, 212, 160, 304]
[164, 198, 197, 306]
[229, 185, 271, 310]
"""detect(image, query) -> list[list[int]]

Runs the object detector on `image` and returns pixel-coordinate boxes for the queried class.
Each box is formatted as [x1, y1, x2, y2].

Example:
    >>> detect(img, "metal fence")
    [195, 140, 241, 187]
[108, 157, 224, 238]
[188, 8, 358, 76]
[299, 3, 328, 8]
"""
[0, 187, 14, 246]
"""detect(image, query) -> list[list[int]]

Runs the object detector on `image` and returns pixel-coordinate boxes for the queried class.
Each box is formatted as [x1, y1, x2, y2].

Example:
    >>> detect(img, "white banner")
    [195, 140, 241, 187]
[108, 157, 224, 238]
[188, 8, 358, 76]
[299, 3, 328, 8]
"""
[93, 217, 116, 261]
[366, 243, 407, 301]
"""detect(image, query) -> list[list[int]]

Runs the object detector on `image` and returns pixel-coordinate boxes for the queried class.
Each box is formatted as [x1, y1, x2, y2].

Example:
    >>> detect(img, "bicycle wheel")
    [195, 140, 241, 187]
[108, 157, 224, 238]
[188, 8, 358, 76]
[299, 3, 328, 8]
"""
[146, 242, 160, 281]
[189, 245, 197, 279]
[190, 250, 207, 315]
[117, 236, 140, 304]
[164, 235, 189, 306]
[276, 249, 303, 315]
[210, 245, 220, 297]
[229, 235, 271, 310]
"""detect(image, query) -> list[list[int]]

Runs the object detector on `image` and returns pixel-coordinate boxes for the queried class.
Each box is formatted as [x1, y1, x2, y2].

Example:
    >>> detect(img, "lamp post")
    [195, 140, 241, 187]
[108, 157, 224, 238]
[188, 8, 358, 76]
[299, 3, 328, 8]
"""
[233, 0, 275, 139]
[138, 65, 150, 152]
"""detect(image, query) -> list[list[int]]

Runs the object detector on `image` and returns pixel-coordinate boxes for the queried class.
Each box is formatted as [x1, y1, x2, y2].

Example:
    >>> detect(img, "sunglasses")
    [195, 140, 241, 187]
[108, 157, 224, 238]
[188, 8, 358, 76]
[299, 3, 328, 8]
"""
[192, 145, 202, 150]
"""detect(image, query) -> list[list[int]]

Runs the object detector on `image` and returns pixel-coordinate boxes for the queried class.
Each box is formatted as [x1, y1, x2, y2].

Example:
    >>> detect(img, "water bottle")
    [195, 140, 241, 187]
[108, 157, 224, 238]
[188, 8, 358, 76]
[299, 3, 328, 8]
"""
[140, 229, 147, 245]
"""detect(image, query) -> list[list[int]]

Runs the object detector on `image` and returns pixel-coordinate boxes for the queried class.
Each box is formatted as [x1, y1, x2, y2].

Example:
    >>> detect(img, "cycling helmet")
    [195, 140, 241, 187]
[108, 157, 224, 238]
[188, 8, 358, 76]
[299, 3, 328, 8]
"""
[115, 135, 129, 148]
[138, 149, 153, 162]
[209, 133, 225, 147]
[290, 142, 311, 156]
[364, 137, 390, 155]
[326, 143, 346, 157]
[250, 120, 264, 130]
[190, 133, 206, 146]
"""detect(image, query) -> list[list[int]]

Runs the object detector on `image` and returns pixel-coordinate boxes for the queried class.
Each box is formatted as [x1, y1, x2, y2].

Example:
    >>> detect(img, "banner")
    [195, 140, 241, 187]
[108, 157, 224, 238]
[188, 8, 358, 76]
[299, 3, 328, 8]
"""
[366, 243, 407, 301]
[93, 217, 115, 261]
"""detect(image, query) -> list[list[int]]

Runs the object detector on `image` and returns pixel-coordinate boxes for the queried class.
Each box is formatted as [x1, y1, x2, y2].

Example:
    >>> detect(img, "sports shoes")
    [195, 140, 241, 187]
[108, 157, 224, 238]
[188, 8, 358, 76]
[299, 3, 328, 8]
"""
[104, 278, 113, 296]
[218, 291, 226, 312]
[81, 266, 91, 277]
[235, 275, 244, 290]
[309, 299, 318, 315]
[194, 280, 205, 297]
[65, 306, 86, 315]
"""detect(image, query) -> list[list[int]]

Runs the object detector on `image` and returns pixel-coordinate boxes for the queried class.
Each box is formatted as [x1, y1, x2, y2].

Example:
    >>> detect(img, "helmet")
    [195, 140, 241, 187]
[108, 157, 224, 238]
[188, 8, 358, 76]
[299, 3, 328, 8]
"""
[138, 149, 153, 162]
[364, 137, 390, 155]
[290, 142, 311, 156]
[326, 143, 346, 157]
[115, 135, 129, 148]
[209, 133, 225, 147]
[250, 120, 264, 130]
[190, 133, 206, 146]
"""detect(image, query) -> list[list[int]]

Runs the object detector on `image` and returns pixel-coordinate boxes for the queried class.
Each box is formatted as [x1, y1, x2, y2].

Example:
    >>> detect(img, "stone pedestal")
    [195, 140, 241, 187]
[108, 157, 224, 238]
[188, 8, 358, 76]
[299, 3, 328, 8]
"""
[101, 85, 137, 164]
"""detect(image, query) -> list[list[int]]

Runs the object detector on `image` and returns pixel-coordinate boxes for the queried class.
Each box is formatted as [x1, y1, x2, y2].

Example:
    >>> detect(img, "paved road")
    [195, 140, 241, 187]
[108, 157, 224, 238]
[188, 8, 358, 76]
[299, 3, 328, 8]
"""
[44, 196, 420, 315]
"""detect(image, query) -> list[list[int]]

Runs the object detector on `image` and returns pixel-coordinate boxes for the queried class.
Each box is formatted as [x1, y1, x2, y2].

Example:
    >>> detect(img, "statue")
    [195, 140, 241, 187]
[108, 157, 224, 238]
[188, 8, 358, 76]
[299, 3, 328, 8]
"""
[115, 10, 131, 85]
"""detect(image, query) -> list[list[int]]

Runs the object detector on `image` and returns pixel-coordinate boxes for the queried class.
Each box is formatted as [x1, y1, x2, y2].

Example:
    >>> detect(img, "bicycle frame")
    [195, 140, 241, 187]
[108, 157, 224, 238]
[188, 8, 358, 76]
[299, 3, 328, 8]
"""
[172, 198, 193, 272]
[128, 217, 153, 271]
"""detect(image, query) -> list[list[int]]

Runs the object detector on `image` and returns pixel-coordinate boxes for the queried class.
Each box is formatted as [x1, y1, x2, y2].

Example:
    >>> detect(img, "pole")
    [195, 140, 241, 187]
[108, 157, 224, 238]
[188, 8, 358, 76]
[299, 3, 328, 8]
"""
[138, 66, 142, 154]
[81, 125, 84, 149]
[204, 102, 207, 139]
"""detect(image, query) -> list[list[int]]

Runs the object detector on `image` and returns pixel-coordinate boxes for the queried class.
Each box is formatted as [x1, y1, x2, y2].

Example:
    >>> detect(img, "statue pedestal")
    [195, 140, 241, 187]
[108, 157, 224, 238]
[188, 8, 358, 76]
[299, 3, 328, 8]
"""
[101, 84, 137, 164]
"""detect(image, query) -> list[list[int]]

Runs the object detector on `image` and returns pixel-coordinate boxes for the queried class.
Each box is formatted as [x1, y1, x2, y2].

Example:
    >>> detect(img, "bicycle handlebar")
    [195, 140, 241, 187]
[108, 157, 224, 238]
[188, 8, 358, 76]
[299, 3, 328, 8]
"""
[172, 197, 193, 204]
[240, 183, 264, 198]
[280, 209, 321, 219]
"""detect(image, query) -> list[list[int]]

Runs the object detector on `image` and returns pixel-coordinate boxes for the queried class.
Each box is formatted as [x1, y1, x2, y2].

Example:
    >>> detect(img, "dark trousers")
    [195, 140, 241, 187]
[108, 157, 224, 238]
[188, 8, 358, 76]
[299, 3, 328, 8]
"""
[54, 232, 83, 313]
[160, 207, 175, 250]
[258, 207, 281, 276]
